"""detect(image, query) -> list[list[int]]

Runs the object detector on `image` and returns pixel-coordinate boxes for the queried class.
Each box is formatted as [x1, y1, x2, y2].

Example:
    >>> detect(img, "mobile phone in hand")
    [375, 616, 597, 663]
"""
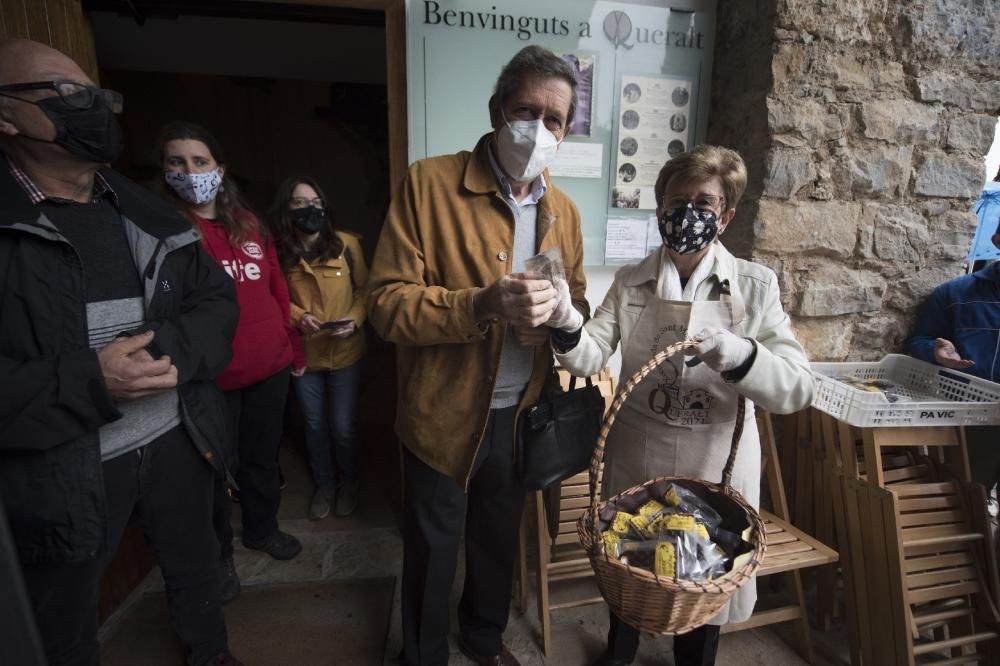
[319, 319, 353, 330]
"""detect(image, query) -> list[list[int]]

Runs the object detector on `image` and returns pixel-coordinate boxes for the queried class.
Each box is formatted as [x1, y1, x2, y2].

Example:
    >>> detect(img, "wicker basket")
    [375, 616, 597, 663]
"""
[577, 340, 767, 634]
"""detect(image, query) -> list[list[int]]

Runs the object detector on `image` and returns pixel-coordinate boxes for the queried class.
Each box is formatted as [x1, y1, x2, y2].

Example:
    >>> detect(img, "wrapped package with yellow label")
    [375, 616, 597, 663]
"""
[662, 482, 722, 530]
[597, 483, 749, 581]
[611, 511, 634, 536]
[638, 499, 666, 518]
[655, 540, 677, 578]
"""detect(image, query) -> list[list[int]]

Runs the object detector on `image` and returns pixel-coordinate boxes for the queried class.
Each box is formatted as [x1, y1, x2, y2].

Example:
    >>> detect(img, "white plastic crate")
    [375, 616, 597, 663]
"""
[810, 354, 1000, 427]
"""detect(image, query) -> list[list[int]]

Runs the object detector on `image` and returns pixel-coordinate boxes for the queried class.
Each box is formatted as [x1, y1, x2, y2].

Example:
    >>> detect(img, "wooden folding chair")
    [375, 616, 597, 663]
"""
[722, 411, 839, 663]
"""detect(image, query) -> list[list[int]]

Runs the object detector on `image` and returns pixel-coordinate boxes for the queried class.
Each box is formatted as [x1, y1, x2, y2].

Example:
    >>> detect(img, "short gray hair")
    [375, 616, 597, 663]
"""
[493, 45, 578, 127]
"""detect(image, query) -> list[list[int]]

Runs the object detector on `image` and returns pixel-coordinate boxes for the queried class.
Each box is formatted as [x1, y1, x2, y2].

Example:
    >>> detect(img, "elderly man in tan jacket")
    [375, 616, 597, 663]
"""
[367, 45, 589, 666]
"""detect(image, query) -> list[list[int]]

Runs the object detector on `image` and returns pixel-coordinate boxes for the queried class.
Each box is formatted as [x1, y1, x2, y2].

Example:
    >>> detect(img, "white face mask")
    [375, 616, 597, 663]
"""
[164, 169, 222, 205]
[495, 113, 561, 183]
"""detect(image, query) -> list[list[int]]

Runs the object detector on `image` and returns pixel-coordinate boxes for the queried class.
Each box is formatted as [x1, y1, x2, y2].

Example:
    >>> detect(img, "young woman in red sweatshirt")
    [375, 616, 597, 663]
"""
[157, 121, 304, 604]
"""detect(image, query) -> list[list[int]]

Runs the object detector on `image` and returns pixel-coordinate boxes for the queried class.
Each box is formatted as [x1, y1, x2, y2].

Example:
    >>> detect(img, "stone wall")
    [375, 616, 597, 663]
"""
[710, 0, 1000, 361]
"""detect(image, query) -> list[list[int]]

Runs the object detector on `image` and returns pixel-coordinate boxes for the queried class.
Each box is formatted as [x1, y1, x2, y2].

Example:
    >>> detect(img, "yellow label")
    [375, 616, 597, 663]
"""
[603, 532, 620, 557]
[655, 542, 677, 577]
[611, 512, 634, 536]
[665, 486, 682, 507]
[664, 514, 696, 532]
[639, 500, 666, 518]
[695, 522, 710, 540]
[629, 514, 656, 539]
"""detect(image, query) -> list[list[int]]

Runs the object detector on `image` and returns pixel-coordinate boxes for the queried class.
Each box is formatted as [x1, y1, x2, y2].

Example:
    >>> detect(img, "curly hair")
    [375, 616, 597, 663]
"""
[654, 144, 748, 212]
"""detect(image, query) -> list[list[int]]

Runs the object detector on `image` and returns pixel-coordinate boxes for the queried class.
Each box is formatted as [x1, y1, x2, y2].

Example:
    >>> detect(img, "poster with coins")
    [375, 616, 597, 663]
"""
[612, 75, 692, 211]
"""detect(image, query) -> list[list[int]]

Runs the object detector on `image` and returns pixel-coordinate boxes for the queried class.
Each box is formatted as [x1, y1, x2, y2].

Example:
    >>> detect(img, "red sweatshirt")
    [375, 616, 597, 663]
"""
[189, 210, 304, 391]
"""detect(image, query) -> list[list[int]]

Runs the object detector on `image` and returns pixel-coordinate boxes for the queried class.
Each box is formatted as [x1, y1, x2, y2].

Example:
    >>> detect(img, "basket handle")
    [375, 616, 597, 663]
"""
[587, 340, 748, 541]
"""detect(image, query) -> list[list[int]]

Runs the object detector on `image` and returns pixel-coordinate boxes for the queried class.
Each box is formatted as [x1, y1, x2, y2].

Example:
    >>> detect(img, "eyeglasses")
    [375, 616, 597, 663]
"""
[503, 108, 567, 137]
[0, 80, 123, 113]
[665, 194, 725, 212]
[290, 197, 324, 209]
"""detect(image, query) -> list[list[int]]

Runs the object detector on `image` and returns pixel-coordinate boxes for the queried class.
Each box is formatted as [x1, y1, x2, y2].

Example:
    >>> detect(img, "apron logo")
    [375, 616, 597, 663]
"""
[648, 383, 714, 424]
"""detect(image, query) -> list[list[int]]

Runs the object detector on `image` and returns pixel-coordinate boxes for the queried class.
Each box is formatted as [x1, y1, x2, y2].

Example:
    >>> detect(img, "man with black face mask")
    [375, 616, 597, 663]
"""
[0, 39, 242, 666]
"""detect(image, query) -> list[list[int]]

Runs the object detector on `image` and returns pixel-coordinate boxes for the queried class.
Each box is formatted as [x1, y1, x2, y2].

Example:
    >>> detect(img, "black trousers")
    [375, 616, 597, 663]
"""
[608, 611, 721, 666]
[20, 426, 227, 666]
[214, 366, 291, 558]
[400, 406, 525, 666]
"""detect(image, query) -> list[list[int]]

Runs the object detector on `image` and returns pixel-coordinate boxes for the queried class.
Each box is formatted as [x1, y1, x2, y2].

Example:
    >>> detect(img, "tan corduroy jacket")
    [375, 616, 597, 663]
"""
[287, 231, 368, 371]
[367, 133, 589, 485]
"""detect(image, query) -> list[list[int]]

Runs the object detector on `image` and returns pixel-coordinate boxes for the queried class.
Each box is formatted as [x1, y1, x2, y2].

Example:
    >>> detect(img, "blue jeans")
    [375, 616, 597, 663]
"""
[293, 362, 362, 488]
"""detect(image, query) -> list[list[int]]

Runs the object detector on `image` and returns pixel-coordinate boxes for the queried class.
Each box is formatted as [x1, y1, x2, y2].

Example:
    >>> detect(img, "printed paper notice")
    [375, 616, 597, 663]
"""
[606, 215, 661, 263]
[612, 75, 693, 210]
[605, 218, 649, 261]
[549, 141, 603, 179]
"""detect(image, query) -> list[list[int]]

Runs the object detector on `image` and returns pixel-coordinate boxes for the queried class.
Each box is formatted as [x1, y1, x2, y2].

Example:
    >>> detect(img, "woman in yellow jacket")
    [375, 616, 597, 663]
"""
[269, 177, 367, 520]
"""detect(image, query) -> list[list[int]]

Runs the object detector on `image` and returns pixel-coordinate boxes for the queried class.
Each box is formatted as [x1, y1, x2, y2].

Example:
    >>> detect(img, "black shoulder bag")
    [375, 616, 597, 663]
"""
[518, 370, 606, 490]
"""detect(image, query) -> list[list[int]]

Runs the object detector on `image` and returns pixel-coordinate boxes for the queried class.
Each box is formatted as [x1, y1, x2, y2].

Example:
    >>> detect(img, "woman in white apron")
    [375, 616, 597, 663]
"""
[547, 145, 814, 666]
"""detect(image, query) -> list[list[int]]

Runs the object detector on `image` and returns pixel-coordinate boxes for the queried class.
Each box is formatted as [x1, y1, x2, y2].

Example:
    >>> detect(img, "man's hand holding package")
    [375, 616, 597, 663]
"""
[475, 273, 558, 328]
[98, 331, 178, 401]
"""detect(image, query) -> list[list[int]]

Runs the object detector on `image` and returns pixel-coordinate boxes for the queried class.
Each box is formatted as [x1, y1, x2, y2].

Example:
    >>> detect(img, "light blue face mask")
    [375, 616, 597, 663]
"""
[164, 169, 222, 205]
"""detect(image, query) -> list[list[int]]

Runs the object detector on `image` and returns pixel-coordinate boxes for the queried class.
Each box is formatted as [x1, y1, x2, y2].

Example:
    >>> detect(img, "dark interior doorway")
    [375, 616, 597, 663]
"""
[85, 1, 401, 622]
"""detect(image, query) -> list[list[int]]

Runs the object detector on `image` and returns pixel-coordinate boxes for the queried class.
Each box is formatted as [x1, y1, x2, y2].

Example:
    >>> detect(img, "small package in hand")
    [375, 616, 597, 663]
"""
[524, 248, 566, 287]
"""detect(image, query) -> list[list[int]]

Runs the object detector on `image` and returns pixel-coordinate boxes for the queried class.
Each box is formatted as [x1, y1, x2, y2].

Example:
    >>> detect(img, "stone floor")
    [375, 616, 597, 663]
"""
[100, 441, 852, 665]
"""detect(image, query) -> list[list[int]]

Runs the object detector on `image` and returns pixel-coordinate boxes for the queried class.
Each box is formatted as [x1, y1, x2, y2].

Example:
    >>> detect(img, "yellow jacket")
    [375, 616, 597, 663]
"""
[286, 231, 367, 371]
[367, 133, 589, 485]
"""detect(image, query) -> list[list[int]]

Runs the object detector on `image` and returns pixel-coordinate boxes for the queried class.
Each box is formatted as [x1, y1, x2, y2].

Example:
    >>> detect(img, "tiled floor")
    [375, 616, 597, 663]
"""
[100, 439, 850, 665]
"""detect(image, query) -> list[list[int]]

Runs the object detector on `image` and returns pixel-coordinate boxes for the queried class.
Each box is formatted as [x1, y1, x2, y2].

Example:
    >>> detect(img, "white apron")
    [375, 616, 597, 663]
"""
[602, 273, 761, 626]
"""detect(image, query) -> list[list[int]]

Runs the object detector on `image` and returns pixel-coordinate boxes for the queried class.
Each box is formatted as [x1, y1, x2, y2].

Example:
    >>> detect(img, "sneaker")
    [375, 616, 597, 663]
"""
[309, 484, 335, 521]
[218, 557, 240, 605]
[335, 479, 359, 517]
[242, 530, 302, 560]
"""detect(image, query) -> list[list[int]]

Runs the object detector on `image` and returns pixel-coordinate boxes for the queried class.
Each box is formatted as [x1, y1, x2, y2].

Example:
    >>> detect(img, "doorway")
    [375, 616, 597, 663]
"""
[85, 1, 404, 627]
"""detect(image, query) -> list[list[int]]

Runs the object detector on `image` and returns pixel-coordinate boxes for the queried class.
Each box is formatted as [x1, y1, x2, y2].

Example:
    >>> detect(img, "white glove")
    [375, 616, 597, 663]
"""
[691, 327, 753, 373]
[545, 280, 584, 332]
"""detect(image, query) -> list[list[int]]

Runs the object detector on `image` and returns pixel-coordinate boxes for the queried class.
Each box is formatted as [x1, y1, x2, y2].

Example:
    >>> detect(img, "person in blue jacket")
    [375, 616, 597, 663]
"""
[908, 217, 1000, 560]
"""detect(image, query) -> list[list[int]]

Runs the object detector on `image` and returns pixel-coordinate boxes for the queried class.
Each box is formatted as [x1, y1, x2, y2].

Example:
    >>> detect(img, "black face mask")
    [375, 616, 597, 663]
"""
[291, 206, 326, 234]
[658, 204, 719, 255]
[19, 92, 123, 164]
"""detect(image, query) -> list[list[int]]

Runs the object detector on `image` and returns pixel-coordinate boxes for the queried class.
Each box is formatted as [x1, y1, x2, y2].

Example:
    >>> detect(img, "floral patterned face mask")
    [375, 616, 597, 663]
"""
[658, 204, 719, 254]
[164, 169, 222, 205]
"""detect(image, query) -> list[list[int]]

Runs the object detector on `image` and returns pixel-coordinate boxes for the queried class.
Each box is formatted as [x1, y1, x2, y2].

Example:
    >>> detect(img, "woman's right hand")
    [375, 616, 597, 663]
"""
[299, 313, 322, 334]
